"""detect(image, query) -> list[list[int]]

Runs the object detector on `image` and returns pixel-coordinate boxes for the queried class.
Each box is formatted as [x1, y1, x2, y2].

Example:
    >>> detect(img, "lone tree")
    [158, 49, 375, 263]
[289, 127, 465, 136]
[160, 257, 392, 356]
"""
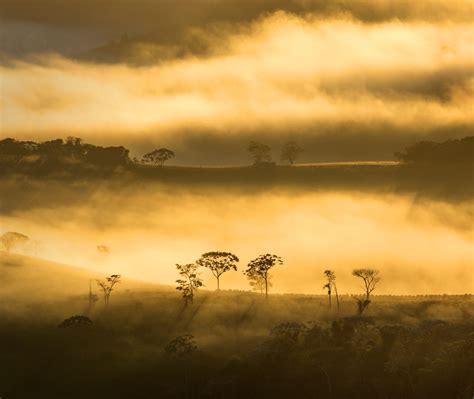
[281, 141, 303, 165]
[323, 270, 339, 311]
[176, 263, 203, 304]
[96, 274, 121, 306]
[196, 251, 239, 291]
[142, 148, 175, 166]
[352, 268, 380, 315]
[0, 232, 30, 253]
[244, 254, 283, 299]
[247, 141, 272, 164]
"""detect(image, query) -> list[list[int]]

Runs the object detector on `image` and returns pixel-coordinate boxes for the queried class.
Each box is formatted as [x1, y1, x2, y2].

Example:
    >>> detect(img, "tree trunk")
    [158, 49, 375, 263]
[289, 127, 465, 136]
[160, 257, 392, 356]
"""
[328, 288, 332, 308]
[334, 285, 340, 312]
[217, 276, 220, 292]
[265, 277, 268, 300]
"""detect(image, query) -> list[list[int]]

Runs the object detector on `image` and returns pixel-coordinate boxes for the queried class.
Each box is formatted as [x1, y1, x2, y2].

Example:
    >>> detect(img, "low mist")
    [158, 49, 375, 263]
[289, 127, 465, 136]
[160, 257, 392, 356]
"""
[1, 179, 472, 295]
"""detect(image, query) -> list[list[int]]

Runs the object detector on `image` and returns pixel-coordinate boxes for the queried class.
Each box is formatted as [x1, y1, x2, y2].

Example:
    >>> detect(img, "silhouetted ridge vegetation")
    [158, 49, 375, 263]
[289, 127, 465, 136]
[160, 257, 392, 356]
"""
[1, 136, 472, 199]
[395, 136, 473, 164]
[0, 137, 130, 174]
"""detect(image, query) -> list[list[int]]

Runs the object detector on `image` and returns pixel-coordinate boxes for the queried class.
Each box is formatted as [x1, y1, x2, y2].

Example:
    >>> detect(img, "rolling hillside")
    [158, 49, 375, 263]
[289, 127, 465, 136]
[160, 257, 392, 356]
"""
[0, 252, 163, 302]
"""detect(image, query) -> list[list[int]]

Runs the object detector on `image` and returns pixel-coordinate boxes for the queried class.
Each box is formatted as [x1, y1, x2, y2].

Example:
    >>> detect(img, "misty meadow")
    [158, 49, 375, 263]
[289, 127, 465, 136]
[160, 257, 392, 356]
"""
[0, 1, 473, 398]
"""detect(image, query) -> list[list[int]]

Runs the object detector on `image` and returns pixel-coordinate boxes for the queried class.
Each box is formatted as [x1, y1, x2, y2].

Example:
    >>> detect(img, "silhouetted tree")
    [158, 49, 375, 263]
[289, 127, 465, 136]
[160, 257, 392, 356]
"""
[281, 141, 303, 165]
[165, 334, 198, 396]
[352, 268, 380, 315]
[323, 270, 335, 308]
[244, 254, 283, 299]
[394, 136, 473, 164]
[96, 274, 121, 306]
[247, 271, 272, 293]
[165, 334, 197, 358]
[142, 148, 175, 166]
[176, 263, 203, 304]
[323, 270, 340, 311]
[58, 315, 93, 328]
[65, 136, 83, 147]
[88, 280, 99, 312]
[0, 231, 29, 253]
[247, 141, 272, 164]
[196, 251, 239, 291]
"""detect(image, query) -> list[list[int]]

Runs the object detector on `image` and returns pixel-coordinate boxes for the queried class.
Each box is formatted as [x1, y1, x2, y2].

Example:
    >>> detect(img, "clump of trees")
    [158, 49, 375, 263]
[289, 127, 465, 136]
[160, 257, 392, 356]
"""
[174, 252, 282, 302]
[244, 254, 283, 299]
[96, 274, 121, 306]
[196, 251, 239, 291]
[395, 136, 473, 164]
[0, 137, 130, 173]
[0, 231, 30, 253]
[175, 263, 204, 304]
[58, 315, 93, 328]
[141, 148, 175, 166]
[247, 140, 305, 166]
[172, 251, 383, 314]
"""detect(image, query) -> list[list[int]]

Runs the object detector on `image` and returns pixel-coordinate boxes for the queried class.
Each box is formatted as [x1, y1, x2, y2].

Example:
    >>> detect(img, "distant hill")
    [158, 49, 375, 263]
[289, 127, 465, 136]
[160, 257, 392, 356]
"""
[0, 252, 161, 302]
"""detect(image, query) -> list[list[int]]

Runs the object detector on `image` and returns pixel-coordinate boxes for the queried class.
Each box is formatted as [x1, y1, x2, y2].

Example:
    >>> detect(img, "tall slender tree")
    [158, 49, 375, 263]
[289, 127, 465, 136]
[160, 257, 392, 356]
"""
[96, 274, 121, 306]
[323, 270, 339, 311]
[244, 254, 283, 299]
[323, 270, 334, 308]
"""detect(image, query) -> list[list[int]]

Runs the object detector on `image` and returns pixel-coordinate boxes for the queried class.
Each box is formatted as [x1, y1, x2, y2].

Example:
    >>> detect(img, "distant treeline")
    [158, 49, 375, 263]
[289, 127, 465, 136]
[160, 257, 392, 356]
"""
[0, 137, 130, 175]
[395, 136, 473, 164]
[0, 136, 472, 176]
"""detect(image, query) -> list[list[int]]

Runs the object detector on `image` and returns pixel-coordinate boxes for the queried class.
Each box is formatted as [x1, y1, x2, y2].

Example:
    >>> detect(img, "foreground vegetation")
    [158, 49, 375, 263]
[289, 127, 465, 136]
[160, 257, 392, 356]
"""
[0, 254, 473, 399]
[1, 289, 472, 399]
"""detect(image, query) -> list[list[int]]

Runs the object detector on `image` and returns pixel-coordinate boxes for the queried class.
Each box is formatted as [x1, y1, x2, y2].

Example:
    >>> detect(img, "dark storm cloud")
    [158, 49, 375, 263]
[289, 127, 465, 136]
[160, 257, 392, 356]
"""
[2, 0, 472, 30]
[1, 0, 472, 57]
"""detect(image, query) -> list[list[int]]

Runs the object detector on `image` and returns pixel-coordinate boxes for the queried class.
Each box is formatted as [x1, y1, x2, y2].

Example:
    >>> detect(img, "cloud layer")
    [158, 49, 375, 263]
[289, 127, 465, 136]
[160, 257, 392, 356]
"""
[1, 6, 473, 163]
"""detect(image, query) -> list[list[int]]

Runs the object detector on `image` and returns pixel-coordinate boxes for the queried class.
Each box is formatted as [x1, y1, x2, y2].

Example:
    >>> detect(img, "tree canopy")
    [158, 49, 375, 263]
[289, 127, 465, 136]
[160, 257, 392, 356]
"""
[196, 251, 239, 291]
[395, 136, 473, 164]
[244, 254, 283, 299]
[247, 141, 272, 165]
[0, 231, 30, 252]
[142, 148, 175, 166]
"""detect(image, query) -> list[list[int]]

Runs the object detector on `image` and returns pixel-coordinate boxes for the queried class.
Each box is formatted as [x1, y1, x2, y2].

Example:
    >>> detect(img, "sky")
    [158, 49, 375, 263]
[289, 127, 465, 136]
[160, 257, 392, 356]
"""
[1, 0, 473, 164]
